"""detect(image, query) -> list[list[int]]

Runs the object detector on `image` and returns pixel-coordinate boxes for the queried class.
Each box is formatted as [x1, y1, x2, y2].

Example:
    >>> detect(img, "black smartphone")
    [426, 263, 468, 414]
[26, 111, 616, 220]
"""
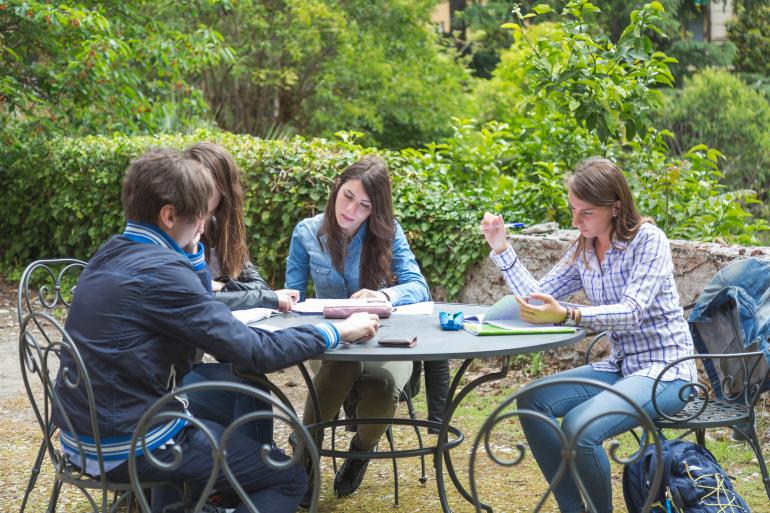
[377, 336, 417, 348]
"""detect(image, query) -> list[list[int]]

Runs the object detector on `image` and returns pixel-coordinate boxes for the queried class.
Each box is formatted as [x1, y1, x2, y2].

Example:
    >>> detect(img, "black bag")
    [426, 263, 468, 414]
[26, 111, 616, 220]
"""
[622, 439, 751, 512]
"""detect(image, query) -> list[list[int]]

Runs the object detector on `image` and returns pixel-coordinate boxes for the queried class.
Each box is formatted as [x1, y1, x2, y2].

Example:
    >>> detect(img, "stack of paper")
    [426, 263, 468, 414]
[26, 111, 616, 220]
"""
[464, 295, 578, 336]
[231, 307, 279, 326]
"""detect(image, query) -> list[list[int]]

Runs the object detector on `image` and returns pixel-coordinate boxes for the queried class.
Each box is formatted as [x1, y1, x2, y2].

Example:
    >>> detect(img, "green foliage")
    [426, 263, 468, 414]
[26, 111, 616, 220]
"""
[454, 1, 522, 79]
[191, 0, 473, 149]
[665, 39, 736, 84]
[617, 130, 767, 244]
[661, 68, 770, 197]
[0, 131, 495, 299]
[0, 0, 229, 141]
[727, 3, 770, 75]
[457, 1, 767, 243]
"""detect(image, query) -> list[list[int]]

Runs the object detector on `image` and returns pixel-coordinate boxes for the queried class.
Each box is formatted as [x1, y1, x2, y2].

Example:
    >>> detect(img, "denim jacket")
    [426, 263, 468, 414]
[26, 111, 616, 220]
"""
[285, 214, 430, 306]
[688, 257, 770, 396]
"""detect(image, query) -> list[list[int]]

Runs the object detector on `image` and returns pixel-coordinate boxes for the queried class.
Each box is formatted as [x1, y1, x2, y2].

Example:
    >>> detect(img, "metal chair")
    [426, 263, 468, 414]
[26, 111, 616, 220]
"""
[585, 330, 770, 501]
[17, 258, 87, 513]
[19, 308, 163, 512]
[128, 380, 321, 513]
[468, 377, 663, 513]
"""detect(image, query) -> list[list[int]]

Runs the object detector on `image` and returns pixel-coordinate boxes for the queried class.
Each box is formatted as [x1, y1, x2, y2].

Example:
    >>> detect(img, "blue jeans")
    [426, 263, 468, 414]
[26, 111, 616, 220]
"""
[517, 365, 687, 513]
[183, 362, 273, 444]
[107, 420, 305, 513]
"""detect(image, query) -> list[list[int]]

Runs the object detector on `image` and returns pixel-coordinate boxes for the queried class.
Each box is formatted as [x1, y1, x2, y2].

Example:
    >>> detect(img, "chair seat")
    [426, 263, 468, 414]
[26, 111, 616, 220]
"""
[656, 398, 751, 429]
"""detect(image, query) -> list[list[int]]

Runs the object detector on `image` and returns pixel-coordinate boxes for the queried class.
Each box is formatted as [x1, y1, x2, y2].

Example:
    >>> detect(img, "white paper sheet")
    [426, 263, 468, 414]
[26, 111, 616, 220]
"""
[291, 298, 390, 314]
[231, 307, 279, 326]
[291, 298, 434, 316]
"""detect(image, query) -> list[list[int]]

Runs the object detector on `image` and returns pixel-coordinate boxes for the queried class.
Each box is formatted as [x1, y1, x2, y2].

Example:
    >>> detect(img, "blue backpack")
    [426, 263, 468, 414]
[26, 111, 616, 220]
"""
[622, 439, 751, 512]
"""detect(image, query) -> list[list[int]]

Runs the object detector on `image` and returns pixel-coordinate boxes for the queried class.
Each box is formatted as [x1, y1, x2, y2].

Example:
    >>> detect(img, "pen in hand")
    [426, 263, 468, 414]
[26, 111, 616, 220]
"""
[478, 222, 525, 232]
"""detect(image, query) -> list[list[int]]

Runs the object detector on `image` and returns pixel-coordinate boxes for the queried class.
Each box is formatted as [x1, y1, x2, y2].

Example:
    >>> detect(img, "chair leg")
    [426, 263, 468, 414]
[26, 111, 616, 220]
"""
[46, 477, 63, 513]
[405, 393, 427, 485]
[19, 438, 48, 513]
[695, 428, 706, 447]
[385, 426, 399, 506]
[734, 423, 770, 501]
[331, 412, 338, 474]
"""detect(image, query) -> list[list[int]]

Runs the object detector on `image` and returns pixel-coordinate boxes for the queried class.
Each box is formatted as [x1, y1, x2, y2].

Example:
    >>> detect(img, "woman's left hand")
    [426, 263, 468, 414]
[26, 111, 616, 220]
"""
[515, 293, 567, 325]
[350, 289, 389, 302]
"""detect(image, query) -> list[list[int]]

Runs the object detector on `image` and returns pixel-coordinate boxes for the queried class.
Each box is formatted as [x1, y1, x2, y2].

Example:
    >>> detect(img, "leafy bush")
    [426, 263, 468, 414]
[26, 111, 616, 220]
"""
[190, 0, 473, 150]
[665, 39, 736, 84]
[0, 0, 228, 141]
[661, 68, 770, 196]
[457, 1, 767, 243]
[0, 131, 495, 298]
[727, 3, 770, 75]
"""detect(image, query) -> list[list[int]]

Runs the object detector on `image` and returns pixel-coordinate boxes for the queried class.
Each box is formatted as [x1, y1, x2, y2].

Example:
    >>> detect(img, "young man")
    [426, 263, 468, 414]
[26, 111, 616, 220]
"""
[52, 148, 379, 513]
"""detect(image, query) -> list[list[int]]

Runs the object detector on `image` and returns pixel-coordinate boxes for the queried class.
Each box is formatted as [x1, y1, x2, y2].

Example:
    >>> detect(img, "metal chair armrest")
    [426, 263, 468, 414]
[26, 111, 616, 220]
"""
[583, 331, 608, 366]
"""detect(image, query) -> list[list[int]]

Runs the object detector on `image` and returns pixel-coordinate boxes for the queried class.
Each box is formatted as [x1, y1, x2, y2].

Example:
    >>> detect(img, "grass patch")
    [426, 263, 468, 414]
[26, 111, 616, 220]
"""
[2, 372, 768, 512]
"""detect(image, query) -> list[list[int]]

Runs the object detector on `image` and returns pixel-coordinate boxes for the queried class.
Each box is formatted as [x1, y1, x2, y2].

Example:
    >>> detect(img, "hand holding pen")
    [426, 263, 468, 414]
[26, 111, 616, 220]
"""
[480, 212, 524, 255]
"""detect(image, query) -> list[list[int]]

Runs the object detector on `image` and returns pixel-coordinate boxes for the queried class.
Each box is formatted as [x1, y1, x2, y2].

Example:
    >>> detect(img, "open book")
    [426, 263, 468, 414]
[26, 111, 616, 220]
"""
[464, 295, 578, 336]
[231, 307, 280, 326]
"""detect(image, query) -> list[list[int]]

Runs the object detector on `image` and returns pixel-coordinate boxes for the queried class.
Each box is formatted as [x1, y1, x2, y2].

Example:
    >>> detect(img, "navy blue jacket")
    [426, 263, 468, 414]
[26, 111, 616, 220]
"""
[52, 235, 328, 438]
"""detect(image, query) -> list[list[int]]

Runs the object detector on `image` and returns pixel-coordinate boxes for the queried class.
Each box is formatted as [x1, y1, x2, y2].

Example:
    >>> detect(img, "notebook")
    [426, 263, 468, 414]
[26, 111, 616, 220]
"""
[463, 295, 578, 336]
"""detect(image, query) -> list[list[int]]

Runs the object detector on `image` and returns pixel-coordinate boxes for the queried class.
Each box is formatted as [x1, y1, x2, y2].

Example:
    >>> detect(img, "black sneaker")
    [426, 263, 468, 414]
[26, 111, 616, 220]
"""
[333, 437, 372, 497]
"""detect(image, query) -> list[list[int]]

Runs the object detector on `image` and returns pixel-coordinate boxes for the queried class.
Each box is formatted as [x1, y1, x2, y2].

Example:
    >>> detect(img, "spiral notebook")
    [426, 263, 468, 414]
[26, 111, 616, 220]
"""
[463, 295, 578, 336]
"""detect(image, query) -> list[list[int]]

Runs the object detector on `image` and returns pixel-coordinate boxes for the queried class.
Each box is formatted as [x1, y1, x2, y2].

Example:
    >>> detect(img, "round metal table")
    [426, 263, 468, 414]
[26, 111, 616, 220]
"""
[255, 302, 585, 512]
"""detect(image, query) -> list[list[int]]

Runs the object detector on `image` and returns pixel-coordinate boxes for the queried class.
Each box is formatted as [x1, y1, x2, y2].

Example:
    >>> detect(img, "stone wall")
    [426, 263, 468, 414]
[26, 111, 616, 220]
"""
[454, 223, 770, 366]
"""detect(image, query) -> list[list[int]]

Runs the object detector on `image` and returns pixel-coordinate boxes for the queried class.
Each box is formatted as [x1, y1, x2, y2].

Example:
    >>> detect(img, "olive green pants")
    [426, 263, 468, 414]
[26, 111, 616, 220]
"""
[302, 360, 413, 451]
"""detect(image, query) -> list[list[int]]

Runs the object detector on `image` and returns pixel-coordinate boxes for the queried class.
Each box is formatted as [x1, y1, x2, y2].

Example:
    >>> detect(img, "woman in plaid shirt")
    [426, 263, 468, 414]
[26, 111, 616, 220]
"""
[481, 157, 696, 513]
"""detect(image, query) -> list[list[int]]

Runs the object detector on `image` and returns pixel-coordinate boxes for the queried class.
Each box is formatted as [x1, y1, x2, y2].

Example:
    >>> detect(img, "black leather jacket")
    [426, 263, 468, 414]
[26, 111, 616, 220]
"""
[213, 261, 279, 310]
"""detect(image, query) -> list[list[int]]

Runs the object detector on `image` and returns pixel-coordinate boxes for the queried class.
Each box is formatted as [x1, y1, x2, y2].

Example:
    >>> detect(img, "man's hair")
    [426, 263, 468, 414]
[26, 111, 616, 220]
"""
[121, 148, 213, 224]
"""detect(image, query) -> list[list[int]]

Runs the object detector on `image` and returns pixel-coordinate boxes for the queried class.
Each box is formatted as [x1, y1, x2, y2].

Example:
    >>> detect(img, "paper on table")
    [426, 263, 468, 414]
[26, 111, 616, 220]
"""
[464, 295, 579, 334]
[292, 298, 390, 314]
[392, 301, 434, 316]
[231, 307, 279, 326]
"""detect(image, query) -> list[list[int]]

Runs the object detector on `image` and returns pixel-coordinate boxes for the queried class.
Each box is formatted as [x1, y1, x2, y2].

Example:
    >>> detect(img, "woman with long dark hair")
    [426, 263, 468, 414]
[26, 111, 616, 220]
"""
[285, 155, 442, 498]
[181, 142, 298, 446]
[481, 157, 695, 513]
[185, 142, 298, 312]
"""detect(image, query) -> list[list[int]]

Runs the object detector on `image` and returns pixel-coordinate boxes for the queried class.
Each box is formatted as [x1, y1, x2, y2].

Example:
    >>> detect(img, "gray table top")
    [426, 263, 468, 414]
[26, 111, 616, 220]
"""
[255, 302, 585, 362]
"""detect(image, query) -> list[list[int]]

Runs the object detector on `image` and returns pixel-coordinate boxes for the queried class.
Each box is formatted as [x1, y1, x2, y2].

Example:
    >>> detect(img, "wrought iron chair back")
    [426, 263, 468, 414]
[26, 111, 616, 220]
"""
[585, 330, 770, 500]
[129, 380, 321, 513]
[16, 258, 86, 326]
[17, 258, 87, 512]
[651, 350, 770, 499]
[19, 310, 141, 512]
[468, 378, 663, 513]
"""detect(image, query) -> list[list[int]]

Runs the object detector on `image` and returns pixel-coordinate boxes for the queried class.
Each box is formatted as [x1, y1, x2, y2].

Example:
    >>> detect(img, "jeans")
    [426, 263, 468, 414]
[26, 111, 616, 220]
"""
[517, 365, 687, 513]
[107, 420, 306, 513]
[183, 362, 273, 444]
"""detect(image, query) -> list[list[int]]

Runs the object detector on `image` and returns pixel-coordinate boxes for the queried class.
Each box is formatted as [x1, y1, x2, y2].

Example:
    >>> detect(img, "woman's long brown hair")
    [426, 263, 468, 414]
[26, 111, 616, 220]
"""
[184, 142, 249, 279]
[318, 155, 395, 290]
[567, 157, 653, 264]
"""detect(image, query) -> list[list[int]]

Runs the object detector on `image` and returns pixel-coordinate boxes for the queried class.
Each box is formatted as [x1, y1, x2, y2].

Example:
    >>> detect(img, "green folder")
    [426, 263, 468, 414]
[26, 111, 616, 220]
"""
[463, 322, 577, 336]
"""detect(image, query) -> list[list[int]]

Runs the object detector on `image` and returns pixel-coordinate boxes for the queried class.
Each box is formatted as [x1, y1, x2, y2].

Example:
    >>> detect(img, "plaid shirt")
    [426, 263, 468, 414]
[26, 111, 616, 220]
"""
[491, 223, 696, 382]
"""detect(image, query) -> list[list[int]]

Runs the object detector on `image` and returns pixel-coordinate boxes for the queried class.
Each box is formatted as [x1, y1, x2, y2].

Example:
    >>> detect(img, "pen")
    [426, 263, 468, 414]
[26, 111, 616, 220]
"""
[478, 222, 526, 232]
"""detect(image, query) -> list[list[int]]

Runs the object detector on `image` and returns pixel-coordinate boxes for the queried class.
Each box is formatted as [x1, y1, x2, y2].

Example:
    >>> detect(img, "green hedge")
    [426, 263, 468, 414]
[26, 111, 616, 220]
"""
[0, 130, 495, 299]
